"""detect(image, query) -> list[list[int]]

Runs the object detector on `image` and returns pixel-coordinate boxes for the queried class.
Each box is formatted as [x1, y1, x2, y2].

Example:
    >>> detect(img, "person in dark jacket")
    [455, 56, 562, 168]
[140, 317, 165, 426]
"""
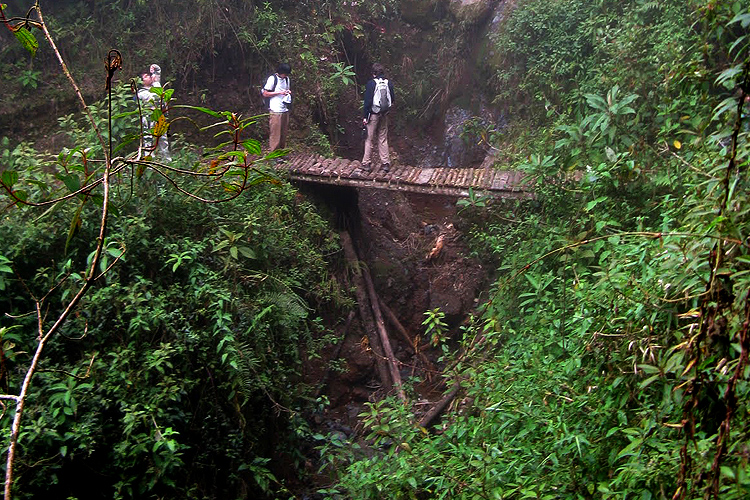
[361, 62, 395, 172]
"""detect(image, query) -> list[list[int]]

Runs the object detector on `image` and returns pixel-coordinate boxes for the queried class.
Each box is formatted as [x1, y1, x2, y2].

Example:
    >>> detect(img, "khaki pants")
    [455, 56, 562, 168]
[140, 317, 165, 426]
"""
[269, 111, 290, 151]
[362, 112, 390, 165]
[141, 117, 172, 161]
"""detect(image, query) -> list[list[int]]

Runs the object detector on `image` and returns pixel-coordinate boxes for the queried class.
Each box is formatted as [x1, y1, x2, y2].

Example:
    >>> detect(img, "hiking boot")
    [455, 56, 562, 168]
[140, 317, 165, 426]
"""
[382, 163, 390, 173]
[361, 163, 371, 172]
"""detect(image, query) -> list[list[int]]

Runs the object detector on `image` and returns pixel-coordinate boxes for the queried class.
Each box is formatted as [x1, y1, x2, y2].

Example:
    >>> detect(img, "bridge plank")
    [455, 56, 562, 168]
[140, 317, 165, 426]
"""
[410, 168, 423, 183]
[437, 169, 449, 186]
[472, 168, 482, 186]
[311, 158, 324, 174]
[485, 170, 497, 189]
[297, 155, 316, 173]
[485, 171, 495, 189]
[392, 166, 406, 180]
[407, 168, 420, 184]
[464, 169, 474, 187]
[416, 168, 434, 184]
[454, 168, 464, 186]
[277, 152, 531, 198]
[342, 160, 359, 178]
[442, 168, 452, 186]
[449, 168, 459, 186]
[431, 169, 441, 186]
[404, 168, 417, 183]
[463, 168, 473, 187]
[445, 169, 455, 185]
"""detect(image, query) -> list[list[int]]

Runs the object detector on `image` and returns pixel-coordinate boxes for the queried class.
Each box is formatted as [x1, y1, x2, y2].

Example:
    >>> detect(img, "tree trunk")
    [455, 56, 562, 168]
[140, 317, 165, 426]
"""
[418, 382, 460, 428]
[362, 265, 407, 401]
[339, 231, 392, 390]
[378, 298, 436, 379]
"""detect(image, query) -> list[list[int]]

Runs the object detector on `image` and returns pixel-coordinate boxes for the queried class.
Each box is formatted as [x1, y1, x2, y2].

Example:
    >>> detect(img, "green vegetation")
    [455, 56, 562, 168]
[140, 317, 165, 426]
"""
[0, 0, 403, 155]
[0, 169, 343, 498]
[324, 0, 750, 499]
[1, 114, 345, 499]
[2, 0, 750, 499]
[0, 5, 349, 499]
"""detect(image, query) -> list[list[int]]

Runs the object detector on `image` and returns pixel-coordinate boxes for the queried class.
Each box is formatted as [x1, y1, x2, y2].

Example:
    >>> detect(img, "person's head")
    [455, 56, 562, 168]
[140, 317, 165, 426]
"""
[372, 63, 385, 78]
[140, 70, 153, 87]
[277, 63, 291, 78]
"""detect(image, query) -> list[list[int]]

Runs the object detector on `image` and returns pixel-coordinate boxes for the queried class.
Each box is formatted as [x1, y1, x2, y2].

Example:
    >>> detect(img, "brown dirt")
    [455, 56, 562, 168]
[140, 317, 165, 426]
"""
[310, 186, 488, 430]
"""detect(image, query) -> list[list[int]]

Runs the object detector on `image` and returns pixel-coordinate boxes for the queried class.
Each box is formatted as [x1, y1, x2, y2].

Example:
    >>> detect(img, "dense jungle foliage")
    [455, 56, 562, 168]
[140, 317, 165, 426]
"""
[1, 0, 749, 499]
[322, 1, 750, 499]
[0, 89, 349, 500]
[2, 2, 366, 497]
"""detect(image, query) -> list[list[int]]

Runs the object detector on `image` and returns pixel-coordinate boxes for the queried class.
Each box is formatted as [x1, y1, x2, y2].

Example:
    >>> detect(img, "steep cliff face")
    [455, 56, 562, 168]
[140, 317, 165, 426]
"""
[385, 0, 508, 169]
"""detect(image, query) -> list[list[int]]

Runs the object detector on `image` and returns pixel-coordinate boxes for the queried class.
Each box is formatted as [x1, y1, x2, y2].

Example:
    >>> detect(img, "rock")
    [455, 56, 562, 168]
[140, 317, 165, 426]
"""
[449, 0, 496, 26]
[442, 106, 487, 167]
[400, 0, 446, 28]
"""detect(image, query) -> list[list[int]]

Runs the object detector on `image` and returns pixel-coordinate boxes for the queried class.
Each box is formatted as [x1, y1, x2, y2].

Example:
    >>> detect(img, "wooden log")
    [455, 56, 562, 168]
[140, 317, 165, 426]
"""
[378, 298, 435, 378]
[339, 231, 392, 390]
[361, 266, 407, 402]
[377, 299, 415, 353]
[418, 382, 460, 428]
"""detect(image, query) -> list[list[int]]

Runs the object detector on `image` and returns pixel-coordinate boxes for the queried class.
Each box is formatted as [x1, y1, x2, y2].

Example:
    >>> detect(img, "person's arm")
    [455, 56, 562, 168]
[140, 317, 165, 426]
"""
[363, 80, 374, 122]
[389, 80, 395, 106]
[262, 75, 290, 98]
[261, 75, 275, 98]
[150, 64, 161, 85]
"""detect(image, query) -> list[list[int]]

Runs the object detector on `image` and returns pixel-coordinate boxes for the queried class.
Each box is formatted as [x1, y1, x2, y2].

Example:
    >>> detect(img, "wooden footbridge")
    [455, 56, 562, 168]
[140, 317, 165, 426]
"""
[277, 152, 532, 198]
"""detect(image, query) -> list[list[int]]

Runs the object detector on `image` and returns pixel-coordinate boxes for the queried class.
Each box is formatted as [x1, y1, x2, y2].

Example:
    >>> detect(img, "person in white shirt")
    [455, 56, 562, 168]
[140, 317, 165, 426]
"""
[262, 63, 292, 161]
[137, 64, 171, 161]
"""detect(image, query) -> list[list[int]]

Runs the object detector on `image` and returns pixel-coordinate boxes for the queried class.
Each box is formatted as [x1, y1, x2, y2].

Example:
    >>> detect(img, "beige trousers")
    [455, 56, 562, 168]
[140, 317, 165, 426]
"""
[362, 112, 390, 165]
[269, 111, 289, 151]
[141, 117, 172, 161]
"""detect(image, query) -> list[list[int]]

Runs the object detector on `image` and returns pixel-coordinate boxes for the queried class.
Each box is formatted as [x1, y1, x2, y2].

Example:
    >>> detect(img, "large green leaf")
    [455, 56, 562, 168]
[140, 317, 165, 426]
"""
[13, 26, 38, 56]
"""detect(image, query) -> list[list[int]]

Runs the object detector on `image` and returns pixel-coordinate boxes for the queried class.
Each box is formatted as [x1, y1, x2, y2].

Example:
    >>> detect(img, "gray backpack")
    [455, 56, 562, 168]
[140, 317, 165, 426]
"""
[371, 78, 391, 114]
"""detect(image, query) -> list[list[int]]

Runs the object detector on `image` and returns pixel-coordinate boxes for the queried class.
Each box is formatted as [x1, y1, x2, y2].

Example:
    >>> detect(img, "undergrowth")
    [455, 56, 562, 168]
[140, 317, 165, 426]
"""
[324, 1, 750, 499]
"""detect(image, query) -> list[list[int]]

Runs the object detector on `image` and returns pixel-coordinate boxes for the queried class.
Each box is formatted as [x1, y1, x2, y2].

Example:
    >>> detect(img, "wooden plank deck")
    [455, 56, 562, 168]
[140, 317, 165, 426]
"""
[275, 152, 532, 198]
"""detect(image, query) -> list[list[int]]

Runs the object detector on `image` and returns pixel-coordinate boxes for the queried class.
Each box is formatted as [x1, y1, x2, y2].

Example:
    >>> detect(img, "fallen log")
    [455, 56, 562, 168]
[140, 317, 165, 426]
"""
[339, 231, 392, 390]
[377, 299, 415, 353]
[362, 265, 407, 402]
[418, 381, 460, 429]
[378, 298, 436, 379]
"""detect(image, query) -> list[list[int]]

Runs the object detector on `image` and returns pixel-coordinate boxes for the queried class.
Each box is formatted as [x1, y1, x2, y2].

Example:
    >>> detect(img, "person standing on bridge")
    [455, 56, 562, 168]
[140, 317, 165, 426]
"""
[262, 63, 292, 163]
[361, 62, 395, 173]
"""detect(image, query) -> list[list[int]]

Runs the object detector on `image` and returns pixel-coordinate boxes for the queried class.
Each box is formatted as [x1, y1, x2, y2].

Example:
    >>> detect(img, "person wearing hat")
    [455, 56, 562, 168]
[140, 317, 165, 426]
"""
[136, 64, 171, 161]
